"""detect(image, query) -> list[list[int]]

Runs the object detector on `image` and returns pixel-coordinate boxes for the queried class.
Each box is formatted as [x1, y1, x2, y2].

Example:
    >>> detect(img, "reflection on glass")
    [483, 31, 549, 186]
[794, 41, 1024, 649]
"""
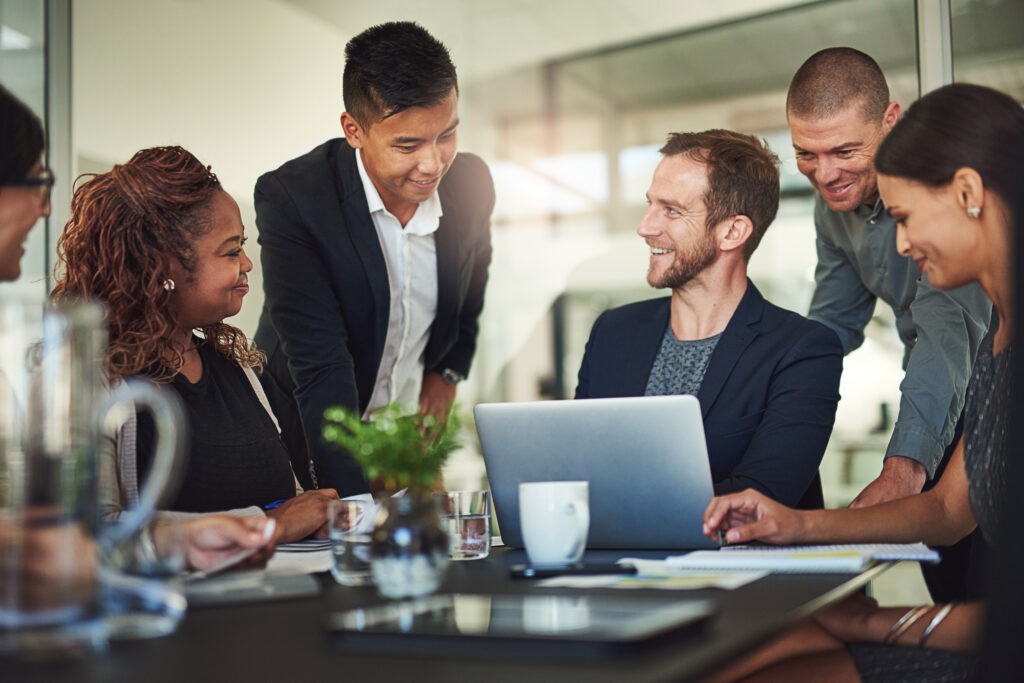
[330, 594, 715, 641]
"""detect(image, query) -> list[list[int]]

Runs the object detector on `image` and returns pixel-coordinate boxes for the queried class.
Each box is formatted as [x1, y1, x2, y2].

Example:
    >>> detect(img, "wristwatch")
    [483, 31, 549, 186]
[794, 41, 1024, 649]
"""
[440, 368, 465, 386]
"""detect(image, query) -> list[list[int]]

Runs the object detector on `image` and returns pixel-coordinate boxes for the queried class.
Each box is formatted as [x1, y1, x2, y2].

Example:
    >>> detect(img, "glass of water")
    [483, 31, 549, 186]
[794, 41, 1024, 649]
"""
[328, 499, 373, 586]
[101, 520, 187, 640]
[436, 491, 491, 561]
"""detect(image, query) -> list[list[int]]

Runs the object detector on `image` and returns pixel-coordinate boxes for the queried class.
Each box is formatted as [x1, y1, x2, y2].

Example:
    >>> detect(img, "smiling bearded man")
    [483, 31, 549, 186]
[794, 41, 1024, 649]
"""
[575, 129, 843, 510]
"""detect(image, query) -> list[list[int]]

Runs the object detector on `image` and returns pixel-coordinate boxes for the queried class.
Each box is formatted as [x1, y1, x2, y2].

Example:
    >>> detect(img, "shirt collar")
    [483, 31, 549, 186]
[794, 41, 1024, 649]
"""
[852, 195, 886, 221]
[867, 195, 885, 221]
[356, 149, 443, 236]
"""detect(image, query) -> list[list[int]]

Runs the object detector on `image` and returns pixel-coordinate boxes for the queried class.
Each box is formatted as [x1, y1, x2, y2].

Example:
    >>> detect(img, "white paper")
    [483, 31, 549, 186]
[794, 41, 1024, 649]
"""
[266, 546, 333, 575]
[537, 567, 766, 591]
[665, 542, 940, 573]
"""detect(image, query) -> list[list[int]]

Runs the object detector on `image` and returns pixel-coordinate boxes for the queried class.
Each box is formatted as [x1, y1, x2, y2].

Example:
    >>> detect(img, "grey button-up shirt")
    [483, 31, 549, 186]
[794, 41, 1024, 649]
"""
[807, 194, 992, 477]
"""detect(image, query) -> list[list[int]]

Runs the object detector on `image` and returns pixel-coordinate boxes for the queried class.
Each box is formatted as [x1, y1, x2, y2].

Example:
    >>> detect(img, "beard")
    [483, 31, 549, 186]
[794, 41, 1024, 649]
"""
[647, 233, 718, 290]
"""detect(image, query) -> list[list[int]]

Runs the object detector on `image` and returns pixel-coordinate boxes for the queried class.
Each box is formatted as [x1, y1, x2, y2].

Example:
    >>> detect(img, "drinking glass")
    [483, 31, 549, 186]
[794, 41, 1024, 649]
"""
[0, 295, 183, 657]
[328, 499, 373, 586]
[100, 520, 187, 639]
[436, 490, 491, 560]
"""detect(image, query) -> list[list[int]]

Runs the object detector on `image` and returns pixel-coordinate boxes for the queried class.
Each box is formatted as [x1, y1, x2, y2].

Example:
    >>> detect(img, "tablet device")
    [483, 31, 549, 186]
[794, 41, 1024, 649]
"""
[326, 593, 715, 657]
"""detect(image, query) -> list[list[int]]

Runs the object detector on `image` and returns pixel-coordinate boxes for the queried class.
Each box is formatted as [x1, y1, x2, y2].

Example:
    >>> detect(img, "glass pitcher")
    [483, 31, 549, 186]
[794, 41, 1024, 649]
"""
[0, 295, 183, 658]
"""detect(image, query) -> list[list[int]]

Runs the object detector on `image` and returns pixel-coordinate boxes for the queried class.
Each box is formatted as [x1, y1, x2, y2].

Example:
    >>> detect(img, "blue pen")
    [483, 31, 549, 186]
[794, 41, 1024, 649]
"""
[263, 499, 287, 510]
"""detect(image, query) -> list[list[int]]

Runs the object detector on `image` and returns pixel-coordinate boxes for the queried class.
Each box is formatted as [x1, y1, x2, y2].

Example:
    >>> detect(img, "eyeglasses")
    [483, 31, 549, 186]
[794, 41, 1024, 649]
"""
[6, 168, 55, 202]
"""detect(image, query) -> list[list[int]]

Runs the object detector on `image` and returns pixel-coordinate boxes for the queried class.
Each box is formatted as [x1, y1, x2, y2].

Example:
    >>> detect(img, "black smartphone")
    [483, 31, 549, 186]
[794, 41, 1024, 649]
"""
[509, 563, 638, 578]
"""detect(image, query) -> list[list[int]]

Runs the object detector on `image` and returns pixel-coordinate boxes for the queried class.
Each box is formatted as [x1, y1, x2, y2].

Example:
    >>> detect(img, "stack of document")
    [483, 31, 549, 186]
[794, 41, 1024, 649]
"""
[663, 543, 939, 573]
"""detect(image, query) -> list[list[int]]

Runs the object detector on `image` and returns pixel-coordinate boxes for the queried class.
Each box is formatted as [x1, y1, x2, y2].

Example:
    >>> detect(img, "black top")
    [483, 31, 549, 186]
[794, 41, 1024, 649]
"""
[964, 334, 1012, 546]
[138, 342, 295, 512]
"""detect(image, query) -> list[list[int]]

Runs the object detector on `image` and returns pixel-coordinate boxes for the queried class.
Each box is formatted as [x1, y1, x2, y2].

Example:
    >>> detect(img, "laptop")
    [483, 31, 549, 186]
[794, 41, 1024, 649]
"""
[475, 395, 719, 550]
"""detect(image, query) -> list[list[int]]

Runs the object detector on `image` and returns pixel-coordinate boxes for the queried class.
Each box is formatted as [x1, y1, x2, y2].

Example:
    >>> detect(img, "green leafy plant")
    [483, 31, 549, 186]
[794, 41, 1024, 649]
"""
[322, 403, 460, 491]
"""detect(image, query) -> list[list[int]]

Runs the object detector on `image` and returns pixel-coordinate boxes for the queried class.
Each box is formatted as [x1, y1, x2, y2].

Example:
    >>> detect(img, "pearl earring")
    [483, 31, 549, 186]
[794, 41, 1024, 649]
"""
[967, 206, 981, 219]
[162, 279, 176, 291]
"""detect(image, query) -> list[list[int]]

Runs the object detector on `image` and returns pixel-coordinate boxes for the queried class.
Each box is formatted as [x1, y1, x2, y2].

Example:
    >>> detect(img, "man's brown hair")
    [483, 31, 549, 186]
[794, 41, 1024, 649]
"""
[787, 47, 889, 122]
[659, 129, 780, 259]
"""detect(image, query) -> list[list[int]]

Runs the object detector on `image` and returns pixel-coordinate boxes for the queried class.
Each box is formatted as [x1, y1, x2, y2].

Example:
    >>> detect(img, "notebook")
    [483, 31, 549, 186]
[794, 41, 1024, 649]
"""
[664, 543, 940, 573]
[475, 395, 718, 550]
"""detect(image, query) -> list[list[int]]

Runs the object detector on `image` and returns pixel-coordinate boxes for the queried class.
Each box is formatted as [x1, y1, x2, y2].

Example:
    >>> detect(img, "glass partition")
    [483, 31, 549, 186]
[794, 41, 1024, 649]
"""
[951, 0, 1024, 101]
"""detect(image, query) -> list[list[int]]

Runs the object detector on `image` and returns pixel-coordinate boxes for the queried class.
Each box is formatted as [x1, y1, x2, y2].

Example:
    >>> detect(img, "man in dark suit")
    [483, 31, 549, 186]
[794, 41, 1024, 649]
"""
[253, 22, 494, 496]
[576, 130, 842, 507]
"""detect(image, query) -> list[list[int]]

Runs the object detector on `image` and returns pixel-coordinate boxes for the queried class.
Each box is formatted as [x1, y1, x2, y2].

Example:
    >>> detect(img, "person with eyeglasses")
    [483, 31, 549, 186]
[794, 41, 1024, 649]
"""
[0, 83, 52, 280]
[0, 83, 276, 571]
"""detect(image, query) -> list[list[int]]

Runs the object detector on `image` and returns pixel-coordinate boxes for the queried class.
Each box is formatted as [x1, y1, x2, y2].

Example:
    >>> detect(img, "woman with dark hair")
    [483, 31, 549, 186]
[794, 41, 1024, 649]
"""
[1, 86, 276, 568]
[0, 83, 51, 279]
[53, 146, 336, 544]
[701, 83, 1022, 681]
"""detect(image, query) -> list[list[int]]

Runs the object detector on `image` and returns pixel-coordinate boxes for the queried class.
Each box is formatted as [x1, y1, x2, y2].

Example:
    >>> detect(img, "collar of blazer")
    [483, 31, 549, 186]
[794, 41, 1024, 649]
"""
[626, 279, 766, 418]
[330, 141, 465, 354]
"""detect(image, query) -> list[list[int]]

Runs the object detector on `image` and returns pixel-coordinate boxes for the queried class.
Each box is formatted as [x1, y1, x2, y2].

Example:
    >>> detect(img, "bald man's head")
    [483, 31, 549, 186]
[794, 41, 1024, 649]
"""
[787, 47, 889, 123]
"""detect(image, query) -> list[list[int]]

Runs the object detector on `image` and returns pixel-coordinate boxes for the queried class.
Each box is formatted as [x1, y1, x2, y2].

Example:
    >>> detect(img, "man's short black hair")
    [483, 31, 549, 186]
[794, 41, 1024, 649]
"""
[343, 21, 458, 129]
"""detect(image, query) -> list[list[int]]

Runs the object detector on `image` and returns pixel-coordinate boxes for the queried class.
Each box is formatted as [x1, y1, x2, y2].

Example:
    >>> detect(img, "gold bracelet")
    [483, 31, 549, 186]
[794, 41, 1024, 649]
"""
[918, 602, 957, 648]
[885, 605, 932, 645]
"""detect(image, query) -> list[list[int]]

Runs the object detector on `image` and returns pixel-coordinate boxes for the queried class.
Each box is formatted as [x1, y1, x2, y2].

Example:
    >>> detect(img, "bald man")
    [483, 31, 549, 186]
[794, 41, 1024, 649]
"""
[787, 48, 992, 600]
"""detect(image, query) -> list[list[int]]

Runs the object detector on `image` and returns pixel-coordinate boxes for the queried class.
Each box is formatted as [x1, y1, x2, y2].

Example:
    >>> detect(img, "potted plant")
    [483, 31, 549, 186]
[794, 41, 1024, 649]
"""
[322, 404, 460, 598]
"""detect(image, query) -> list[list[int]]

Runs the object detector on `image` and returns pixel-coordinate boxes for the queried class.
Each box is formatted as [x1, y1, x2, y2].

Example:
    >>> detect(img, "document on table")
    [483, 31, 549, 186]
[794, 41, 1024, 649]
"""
[537, 569, 766, 591]
[664, 543, 939, 573]
[267, 539, 333, 574]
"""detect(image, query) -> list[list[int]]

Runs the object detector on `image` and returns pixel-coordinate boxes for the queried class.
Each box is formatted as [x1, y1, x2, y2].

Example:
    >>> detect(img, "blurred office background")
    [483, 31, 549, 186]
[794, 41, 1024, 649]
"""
[3, 0, 1023, 601]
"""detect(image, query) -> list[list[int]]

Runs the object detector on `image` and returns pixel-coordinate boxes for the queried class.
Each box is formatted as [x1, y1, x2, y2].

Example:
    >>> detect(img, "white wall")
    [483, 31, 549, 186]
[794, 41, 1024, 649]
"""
[73, 0, 352, 336]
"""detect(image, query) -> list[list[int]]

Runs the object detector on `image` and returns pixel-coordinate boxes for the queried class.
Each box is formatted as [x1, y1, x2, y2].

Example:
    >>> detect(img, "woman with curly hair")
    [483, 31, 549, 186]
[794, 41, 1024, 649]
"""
[53, 146, 336, 544]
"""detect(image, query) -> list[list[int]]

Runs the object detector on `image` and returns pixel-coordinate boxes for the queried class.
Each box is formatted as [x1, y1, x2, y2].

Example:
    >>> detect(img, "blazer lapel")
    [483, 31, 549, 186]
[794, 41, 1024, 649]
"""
[433, 209, 459, 343]
[334, 145, 391, 347]
[696, 280, 763, 418]
[622, 300, 670, 396]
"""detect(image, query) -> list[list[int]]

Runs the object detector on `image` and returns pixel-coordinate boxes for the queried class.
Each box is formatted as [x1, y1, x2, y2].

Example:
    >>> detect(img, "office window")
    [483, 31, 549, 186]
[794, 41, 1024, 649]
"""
[951, 0, 1024, 101]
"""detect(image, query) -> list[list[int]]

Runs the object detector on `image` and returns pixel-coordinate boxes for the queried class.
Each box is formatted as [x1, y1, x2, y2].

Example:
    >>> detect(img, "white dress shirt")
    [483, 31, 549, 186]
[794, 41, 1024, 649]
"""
[356, 150, 441, 418]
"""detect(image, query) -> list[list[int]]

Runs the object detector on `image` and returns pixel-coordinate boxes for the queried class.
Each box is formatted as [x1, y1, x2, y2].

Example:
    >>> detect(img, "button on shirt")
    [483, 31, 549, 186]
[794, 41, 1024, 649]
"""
[356, 150, 441, 418]
[807, 193, 992, 476]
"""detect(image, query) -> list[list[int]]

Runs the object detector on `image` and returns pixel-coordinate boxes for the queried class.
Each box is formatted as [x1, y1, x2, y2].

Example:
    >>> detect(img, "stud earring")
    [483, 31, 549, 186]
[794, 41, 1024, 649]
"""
[967, 206, 981, 219]
[162, 279, 175, 291]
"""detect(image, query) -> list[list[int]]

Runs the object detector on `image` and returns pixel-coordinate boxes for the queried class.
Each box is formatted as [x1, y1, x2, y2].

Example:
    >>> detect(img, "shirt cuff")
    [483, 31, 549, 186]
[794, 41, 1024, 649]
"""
[884, 423, 944, 479]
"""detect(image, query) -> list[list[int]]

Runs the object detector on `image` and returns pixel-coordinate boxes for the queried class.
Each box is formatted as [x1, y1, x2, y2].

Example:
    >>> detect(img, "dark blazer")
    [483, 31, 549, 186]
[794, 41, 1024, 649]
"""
[575, 281, 843, 507]
[253, 140, 494, 496]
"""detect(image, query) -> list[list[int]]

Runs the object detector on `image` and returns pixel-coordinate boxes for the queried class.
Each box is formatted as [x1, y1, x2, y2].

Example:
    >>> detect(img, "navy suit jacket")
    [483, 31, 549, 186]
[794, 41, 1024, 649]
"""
[253, 141, 494, 496]
[575, 281, 843, 507]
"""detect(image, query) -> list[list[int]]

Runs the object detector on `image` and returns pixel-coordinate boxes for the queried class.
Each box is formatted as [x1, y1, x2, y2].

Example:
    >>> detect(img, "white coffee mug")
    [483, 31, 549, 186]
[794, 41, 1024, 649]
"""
[518, 481, 589, 566]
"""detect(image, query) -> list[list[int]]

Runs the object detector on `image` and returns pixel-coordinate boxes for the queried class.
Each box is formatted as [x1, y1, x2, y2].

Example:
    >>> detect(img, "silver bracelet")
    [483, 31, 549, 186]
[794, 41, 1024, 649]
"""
[919, 602, 957, 648]
[885, 605, 931, 645]
[885, 606, 923, 644]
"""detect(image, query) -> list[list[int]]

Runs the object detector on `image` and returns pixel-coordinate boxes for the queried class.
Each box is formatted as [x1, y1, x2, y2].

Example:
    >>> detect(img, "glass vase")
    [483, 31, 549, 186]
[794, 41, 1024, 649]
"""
[370, 491, 449, 599]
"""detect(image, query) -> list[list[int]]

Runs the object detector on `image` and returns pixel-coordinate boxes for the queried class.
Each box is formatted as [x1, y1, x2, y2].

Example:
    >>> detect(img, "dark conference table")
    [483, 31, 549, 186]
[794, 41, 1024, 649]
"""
[9, 548, 889, 683]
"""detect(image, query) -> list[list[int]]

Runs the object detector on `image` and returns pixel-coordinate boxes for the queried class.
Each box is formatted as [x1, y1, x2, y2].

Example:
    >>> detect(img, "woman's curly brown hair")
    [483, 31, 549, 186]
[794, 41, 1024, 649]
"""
[51, 146, 263, 380]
